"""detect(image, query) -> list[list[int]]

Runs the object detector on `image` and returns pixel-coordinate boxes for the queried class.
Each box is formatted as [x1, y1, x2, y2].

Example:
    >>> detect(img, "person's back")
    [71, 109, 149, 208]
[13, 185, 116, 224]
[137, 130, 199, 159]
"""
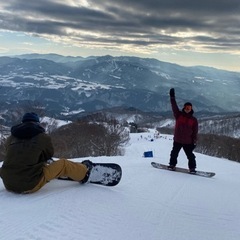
[1, 113, 54, 193]
[1, 112, 96, 194]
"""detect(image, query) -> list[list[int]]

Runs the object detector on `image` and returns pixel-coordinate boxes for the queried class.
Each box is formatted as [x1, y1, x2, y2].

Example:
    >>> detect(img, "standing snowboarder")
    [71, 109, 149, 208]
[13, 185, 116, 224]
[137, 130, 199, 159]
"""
[168, 88, 198, 173]
[0, 112, 93, 193]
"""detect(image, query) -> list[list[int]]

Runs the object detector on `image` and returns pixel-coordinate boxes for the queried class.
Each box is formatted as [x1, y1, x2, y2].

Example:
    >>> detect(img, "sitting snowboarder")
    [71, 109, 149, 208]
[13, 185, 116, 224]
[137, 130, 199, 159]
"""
[0, 112, 93, 193]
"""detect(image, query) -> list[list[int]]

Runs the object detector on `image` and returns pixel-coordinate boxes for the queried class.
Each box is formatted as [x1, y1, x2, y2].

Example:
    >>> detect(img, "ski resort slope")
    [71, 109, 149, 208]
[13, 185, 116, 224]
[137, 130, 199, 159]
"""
[1, 130, 240, 240]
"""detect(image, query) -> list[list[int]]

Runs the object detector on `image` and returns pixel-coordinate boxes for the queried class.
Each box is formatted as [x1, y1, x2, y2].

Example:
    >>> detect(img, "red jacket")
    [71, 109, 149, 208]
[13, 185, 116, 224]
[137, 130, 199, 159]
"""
[171, 97, 198, 145]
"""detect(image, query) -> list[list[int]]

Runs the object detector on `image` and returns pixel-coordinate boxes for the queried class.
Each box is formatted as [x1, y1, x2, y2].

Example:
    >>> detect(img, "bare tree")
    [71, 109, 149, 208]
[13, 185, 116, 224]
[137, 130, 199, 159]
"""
[195, 133, 240, 162]
[50, 115, 130, 158]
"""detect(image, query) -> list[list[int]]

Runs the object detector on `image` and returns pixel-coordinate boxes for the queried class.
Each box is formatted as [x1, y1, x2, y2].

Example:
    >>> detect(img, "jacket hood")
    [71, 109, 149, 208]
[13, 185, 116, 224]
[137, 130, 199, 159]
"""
[11, 122, 45, 139]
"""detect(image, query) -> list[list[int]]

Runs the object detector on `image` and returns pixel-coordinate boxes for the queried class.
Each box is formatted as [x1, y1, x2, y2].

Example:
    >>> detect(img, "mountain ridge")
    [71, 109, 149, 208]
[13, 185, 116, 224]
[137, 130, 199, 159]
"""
[0, 54, 239, 124]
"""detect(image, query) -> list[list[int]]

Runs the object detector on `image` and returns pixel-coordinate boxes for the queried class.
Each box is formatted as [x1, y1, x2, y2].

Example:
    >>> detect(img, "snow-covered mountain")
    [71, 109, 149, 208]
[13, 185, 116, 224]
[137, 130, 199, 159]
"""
[0, 130, 239, 240]
[0, 54, 240, 124]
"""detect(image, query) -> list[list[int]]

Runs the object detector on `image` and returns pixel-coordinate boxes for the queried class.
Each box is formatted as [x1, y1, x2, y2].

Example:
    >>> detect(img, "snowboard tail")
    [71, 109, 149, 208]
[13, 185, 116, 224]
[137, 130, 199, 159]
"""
[151, 162, 215, 178]
[58, 162, 122, 186]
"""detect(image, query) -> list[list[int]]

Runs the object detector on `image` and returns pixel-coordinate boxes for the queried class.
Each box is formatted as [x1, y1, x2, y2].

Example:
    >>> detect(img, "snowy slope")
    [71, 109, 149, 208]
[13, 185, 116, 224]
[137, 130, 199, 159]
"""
[1, 130, 240, 240]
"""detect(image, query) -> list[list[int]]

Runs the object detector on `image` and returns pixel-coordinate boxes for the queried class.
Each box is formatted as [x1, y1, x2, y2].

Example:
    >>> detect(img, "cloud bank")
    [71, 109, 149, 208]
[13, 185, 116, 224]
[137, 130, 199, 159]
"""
[0, 0, 239, 55]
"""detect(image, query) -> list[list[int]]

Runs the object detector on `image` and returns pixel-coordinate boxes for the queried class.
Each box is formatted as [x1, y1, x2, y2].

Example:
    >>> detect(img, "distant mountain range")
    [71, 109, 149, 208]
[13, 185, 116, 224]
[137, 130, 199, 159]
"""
[0, 53, 240, 125]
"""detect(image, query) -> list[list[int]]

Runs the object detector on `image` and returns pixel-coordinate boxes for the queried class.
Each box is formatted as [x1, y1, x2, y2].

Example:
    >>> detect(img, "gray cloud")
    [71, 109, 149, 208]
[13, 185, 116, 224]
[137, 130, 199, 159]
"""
[0, 0, 239, 54]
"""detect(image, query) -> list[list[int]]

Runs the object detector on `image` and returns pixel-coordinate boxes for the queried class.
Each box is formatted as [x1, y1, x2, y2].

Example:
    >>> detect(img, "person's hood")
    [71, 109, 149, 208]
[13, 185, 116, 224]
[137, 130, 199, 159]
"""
[11, 122, 45, 139]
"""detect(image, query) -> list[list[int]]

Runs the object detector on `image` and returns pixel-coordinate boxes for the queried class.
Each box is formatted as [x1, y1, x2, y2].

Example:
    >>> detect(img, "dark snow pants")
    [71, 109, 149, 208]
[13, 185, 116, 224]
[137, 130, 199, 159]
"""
[169, 141, 196, 169]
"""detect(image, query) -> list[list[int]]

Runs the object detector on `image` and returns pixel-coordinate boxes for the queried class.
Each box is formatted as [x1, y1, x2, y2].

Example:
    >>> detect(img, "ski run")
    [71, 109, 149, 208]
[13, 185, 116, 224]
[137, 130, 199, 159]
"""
[1, 129, 240, 240]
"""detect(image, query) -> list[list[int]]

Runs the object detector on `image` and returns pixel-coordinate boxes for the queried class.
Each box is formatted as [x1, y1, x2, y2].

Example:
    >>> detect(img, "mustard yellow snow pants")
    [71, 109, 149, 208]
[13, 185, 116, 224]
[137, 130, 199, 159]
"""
[26, 159, 88, 193]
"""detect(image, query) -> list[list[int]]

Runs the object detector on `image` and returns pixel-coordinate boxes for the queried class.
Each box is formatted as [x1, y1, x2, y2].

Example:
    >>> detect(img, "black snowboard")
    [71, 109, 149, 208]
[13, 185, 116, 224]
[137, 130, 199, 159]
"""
[151, 162, 215, 178]
[58, 163, 122, 186]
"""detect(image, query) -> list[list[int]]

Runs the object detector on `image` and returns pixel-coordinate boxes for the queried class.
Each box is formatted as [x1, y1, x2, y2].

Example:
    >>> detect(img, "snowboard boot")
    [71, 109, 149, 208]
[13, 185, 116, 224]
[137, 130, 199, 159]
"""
[189, 168, 196, 174]
[167, 165, 176, 171]
[80, 160, 94, 184]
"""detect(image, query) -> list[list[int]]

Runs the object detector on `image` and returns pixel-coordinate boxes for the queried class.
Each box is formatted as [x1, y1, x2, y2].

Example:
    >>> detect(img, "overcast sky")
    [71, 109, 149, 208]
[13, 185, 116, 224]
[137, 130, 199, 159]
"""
[0, 0, 239, 71]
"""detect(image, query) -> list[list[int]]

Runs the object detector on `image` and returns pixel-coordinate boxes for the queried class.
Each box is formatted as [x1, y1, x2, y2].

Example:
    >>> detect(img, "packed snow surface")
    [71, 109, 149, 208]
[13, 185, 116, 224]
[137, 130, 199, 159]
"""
[1, 130, 240, 240]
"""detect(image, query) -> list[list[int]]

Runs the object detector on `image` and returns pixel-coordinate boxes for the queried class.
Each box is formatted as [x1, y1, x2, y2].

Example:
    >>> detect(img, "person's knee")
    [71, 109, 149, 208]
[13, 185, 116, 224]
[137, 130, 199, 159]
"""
[57, 158, 67, 166]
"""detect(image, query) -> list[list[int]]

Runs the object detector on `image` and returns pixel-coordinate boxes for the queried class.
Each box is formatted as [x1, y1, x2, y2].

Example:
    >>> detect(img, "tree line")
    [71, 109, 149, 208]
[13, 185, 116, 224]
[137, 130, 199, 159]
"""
[50, 113, 130, 158]
[158, 127, 240, 162]
[1, 106, 240, 163]
[0, 113, 130, 161]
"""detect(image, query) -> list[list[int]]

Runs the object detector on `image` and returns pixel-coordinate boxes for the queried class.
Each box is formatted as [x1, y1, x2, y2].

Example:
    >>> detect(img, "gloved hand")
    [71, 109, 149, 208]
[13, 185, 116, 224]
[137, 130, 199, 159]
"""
[169, 88, 175, 98]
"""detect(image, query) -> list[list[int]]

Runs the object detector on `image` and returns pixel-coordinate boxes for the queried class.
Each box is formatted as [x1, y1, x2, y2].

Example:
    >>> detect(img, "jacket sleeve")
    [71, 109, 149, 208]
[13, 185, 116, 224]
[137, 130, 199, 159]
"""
[42, 134, 54, 162]
[192, 118, 198, 144]
[170, 97, 180, 119]
[4, 136, 12, 149]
